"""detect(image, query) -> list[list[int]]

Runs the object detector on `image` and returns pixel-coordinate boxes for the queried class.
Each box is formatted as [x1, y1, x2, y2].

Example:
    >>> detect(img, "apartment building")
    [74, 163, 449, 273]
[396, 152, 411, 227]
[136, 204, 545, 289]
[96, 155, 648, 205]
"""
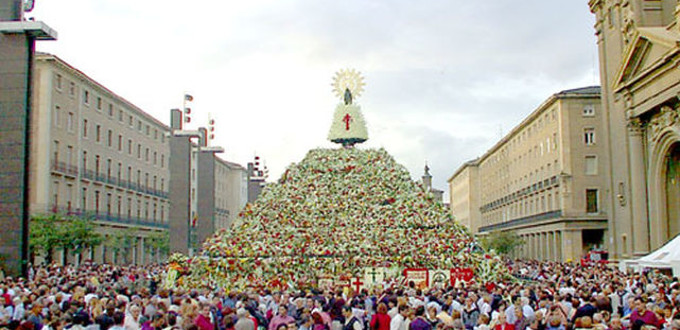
[449, 87, 608, 261]
[30, 53, 171, 264]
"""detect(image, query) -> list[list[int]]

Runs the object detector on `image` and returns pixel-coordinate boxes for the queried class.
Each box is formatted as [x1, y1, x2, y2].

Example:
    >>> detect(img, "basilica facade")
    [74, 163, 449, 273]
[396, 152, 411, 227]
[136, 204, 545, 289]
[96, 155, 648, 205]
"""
[589, 0, 680, 259]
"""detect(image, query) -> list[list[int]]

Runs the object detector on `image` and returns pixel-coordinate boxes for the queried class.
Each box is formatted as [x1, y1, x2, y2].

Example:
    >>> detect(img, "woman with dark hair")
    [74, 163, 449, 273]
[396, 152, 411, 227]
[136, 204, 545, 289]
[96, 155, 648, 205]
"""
[409, 306, 431, 330]
[370, 303, 391, 330]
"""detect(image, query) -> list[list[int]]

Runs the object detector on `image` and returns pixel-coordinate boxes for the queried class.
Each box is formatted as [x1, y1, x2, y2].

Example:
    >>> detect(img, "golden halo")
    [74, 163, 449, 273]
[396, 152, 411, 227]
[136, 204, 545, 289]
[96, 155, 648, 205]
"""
[331, 69, 365, 101]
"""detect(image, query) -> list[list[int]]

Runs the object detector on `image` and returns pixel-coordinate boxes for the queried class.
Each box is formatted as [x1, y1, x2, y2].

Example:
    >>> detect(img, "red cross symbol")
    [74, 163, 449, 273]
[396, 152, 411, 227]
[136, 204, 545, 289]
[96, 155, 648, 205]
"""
[343, 113, 352, 130]
[350, 277, 364, 293]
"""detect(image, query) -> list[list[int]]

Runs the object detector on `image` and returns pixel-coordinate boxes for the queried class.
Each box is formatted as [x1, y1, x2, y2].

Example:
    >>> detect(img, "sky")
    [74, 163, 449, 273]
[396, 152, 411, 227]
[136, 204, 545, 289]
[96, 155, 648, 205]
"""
[30, 0, 600, 200]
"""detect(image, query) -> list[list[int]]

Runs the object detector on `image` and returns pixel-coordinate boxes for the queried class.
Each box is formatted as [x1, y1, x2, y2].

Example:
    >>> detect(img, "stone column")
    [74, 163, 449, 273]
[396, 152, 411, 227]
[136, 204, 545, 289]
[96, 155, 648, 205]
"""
[556, 231, 563, 261]
[627, 118, 650, 255]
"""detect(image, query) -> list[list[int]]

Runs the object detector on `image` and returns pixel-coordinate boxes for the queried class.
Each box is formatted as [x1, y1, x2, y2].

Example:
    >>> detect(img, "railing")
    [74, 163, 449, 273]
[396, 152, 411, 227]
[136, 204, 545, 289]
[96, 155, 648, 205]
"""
[52, 162, 169, 199]
[481, 175, 561, 212]
[51, 160, 79, 177]
[40, 205, 168, 229]
[479, 210, 562, 232]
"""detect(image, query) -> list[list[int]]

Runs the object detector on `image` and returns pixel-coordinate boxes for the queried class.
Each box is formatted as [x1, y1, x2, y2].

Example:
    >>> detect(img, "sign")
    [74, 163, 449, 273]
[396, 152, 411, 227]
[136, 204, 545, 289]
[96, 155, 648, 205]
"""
[403, 268, 429, 289]
[350, 277, 365, 293]
[429, 269, 450, 289]
[450, 267, 474, 285]
[364, 267, 386, 287]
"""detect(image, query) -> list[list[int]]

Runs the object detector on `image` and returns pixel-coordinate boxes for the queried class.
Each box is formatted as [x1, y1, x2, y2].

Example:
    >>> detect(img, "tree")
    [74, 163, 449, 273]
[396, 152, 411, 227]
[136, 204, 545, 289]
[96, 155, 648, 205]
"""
[145, 231, 170, 262]
[479, 230, 525, 256]
[105, 228, 137, 264]
[29, 214, 65, 264]
[30, 214, 103, 265]
[61, 216, 102, 264]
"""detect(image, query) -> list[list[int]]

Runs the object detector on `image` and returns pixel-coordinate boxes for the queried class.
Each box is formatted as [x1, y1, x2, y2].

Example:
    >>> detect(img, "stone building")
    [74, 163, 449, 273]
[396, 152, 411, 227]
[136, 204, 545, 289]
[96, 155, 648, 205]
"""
[30, 53, 170, 264]
[448, 160, 481, 234]
[448, 87, 608, 261]
[589, 0, 680, 260]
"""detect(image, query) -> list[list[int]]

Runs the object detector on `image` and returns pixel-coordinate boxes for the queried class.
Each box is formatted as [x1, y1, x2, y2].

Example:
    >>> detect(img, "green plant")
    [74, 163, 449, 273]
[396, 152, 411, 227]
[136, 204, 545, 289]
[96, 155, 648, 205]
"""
[479, 230, 525, 256]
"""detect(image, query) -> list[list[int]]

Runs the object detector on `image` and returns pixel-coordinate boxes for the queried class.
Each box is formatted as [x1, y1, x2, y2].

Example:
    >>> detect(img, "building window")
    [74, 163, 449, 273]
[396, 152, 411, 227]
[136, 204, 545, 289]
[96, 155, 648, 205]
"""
[83, 90, 90, 105]
[95, 155, 101, 175]
[96, 97, 102, 111]
[95, 125, 101, 143]
[145, 148, 149, 162]
[161, 154, 165, 168]
[108, 104, 113, 117]
[53, 140, 59, 163]
[128, 139, 133, 155]
[52, 181, 59, 210]
[137, 144, 142, 159]
[118, 135, 122, 151]
[583, 104, 595, 117]
[585, 156, 598, 175]
[81, 187, 87, 211]
[69, 82, 75, 96]
[584, 128, 595, 145]
[94, 190, 100, 214]
[82, 150, 87, 171]
[106, 193, 112, 216]
[67, 112, 74, 132]
[66, 146, 73, 167]
[55, 74, 62, 90]
[118, 109, 124, 122]
[82, 119, 88, 138]
[127, 197, 132, 219]
[129, 115, 133, 127]
[586, 189, 598, 213]
[107, 130, 113, 147]
[54, 105, 61, 127]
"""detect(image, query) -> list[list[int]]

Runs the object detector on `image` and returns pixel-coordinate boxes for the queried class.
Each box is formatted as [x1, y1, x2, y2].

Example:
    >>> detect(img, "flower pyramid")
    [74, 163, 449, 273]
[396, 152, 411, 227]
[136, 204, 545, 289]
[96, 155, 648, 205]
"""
[186, 147, 509, 290]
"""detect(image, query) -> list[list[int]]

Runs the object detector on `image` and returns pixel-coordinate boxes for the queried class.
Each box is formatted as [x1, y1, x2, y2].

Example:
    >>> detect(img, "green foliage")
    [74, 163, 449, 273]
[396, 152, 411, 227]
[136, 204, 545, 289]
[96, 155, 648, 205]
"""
[61, 216, 102, 256]
[479, 230, 525, 256]
[145, 231, 170, 259]
[105, 227, 137, 264]
[30, 214, 102, 262]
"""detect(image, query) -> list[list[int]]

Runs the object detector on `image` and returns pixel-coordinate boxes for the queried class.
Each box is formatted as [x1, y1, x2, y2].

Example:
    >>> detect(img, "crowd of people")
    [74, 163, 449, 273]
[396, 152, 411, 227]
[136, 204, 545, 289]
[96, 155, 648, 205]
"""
[0, 260, 677, 330]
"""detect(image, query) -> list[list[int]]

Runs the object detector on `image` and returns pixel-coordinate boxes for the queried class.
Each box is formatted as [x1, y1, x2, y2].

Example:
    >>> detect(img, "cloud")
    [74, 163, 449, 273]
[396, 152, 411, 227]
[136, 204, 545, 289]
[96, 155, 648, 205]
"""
[30, 0, 599, 202]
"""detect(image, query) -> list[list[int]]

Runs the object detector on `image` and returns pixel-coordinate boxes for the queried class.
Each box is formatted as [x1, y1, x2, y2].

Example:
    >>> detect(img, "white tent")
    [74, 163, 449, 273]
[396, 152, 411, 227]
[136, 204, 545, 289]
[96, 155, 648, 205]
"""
[620, 234, 680, 276]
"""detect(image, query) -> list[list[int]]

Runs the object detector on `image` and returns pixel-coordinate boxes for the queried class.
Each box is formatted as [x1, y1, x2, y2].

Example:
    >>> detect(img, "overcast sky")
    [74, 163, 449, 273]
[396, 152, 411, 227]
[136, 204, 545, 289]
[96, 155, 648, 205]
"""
[30, 1, 599, 199]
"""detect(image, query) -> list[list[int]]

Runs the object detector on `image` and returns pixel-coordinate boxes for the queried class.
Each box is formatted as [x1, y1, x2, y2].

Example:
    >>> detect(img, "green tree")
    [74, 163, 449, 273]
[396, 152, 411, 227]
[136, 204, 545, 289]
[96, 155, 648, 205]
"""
[145, 231, 170, 261]
[105, 228, 137, 264]
[479, 230, 525, 256]
[29, 214, 65, 264]
[61, 216, 102, 263]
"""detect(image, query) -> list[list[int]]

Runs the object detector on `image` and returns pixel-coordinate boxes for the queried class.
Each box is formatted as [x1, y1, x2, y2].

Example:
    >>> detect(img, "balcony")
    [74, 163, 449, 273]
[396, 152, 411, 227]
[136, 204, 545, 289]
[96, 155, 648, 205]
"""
[82, 169, 95, 181]
[43, 207, 168, 229]
[51, 160, 78, 177]
[479, 210, 562, 232]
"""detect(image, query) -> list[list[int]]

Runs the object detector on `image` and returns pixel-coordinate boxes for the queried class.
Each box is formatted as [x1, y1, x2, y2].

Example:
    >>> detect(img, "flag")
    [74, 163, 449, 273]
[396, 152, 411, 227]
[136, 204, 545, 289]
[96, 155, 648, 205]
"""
[184, 94, 193, 102]
[191, 214, 198, 227]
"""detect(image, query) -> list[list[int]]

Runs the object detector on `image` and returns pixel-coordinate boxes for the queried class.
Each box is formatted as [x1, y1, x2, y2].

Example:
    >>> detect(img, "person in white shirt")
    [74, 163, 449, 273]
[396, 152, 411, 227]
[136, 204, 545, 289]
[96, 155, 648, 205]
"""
[390, 305, 409, 330]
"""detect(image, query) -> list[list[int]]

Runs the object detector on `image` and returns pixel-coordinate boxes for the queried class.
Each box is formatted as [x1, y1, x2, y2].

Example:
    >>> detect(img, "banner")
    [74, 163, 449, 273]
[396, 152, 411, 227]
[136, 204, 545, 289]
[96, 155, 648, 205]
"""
[429, 269, 450, 289]
[364, 267, 386, 287]
[450, 267, 474, 285]
[403, 268, 428, 289]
